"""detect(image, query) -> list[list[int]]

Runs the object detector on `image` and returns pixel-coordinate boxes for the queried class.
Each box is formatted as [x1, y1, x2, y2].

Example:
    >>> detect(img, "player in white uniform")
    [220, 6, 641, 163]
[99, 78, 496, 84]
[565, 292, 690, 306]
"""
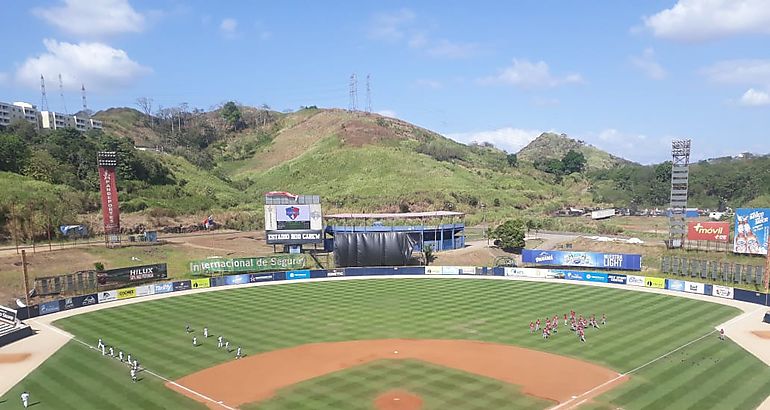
[217, 336, 224, 349]
[192, 336, 198, 347]
[225, 341, 230, 351]
[131, 368, 137, 383]
[109, 346, 114, 357]
[236, 346, 242, 358]
[119, 351, 124, 362]
[97, 338, 103, 349]
[21, 391, 30, 408]
[133, 359, 139, 371]
[203, 327, 209, 338]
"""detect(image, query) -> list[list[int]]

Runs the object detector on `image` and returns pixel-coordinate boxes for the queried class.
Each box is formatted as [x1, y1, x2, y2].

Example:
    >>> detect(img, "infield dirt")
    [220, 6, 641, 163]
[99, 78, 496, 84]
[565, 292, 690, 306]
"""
[168, 339, 626, 409]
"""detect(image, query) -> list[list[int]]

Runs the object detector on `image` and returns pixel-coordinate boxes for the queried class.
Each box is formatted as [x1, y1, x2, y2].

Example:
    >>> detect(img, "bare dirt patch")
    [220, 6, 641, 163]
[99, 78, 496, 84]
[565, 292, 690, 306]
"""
[168, 339, 625, 409]
[375, 389, 423, 410]
[751, 331, 770, 340]
[0, 353, 31, 363]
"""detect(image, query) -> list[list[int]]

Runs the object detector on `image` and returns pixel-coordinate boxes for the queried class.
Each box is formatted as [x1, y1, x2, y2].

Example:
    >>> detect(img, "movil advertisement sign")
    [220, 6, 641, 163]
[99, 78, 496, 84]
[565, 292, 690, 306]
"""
[687, 222, 729, 242]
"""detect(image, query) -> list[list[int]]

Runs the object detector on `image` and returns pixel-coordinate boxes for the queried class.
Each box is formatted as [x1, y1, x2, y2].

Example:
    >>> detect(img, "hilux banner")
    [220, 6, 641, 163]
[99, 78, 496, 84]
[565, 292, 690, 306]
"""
[100, 263, 168, 283]
[189, 255, 306, 275]
[522, 250, 642, 271]
[687, 221, 730, 242]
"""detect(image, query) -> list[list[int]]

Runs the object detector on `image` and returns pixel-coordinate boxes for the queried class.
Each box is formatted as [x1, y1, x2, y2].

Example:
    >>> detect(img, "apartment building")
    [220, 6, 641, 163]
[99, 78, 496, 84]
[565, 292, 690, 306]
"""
[0, 101, 39, 127]
[1, 100, 103, 131]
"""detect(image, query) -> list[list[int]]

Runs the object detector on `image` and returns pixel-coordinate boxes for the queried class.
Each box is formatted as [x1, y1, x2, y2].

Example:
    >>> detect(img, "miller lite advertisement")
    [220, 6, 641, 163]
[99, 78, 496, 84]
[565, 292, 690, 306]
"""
[733, 208, 769, 255]
[98, 166, 121, 233]
[687, 221, 730, 243]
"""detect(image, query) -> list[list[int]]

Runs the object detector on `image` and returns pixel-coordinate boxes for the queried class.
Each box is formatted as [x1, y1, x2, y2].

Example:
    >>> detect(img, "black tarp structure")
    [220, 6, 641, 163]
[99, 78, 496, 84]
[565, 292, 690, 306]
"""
[334, 232, 418, 267]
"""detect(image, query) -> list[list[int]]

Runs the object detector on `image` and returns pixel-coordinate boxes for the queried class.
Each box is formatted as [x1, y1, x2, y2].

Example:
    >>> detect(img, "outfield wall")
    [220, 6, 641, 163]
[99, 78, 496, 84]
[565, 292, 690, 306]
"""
[16, 265, 770, 321]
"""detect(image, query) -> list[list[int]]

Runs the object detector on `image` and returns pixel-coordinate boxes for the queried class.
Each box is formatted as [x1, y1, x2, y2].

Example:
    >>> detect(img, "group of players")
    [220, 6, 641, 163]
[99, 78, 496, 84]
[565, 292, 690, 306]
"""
[529, 310, 606, 342]
[96, 338, 141, 383]
[187, 324, 243, 359]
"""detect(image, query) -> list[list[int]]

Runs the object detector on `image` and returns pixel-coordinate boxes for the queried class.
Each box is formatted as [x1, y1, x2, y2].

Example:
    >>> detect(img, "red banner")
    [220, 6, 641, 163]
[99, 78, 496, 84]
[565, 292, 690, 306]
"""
[98, 166, 121, 233]
[687, 221, 729, 242]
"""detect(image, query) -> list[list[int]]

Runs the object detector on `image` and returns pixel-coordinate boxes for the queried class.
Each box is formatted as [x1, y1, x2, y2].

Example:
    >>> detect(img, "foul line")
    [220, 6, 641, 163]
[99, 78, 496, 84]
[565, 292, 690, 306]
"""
[30, 320, 236, 410]
[549, 306, 765, 410]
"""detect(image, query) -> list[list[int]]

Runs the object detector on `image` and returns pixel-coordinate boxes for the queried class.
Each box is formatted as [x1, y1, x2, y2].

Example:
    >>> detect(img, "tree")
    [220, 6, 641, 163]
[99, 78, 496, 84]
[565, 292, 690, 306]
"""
[423, 244, 435, 265]
[492, 220, 526, 251]
[135, 97, 154, 127]
[561, 150, 586, 174]
[221, 101, 243, 131]
[0, 133, 31, 173]
[506, 153, 518, 167]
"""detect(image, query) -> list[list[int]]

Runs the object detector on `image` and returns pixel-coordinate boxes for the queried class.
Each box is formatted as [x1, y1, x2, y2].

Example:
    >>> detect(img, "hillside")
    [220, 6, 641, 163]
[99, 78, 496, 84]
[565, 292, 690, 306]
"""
[517, 132, 635, 170]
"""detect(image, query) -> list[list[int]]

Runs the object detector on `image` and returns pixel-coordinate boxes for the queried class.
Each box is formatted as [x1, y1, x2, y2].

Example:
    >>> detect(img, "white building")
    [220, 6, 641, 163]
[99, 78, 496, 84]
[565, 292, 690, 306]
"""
[39, 110, 102, 131]
[0, 101, 39, 127]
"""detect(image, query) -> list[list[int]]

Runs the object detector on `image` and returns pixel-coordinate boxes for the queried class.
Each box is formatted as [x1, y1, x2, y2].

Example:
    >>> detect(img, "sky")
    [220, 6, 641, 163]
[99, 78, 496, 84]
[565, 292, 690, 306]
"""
[1, 0, 769, 164]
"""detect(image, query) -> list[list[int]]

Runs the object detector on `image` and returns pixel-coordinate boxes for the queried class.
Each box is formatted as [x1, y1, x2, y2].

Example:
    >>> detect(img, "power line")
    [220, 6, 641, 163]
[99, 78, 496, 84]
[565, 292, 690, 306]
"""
[82, 84, 88, 113]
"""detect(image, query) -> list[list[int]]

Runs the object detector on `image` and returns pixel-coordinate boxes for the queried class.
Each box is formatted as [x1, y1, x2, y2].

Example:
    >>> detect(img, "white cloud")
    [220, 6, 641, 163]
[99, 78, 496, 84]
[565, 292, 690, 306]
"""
[376, 110, 397, 118]
[702, 59, 770, 85]
[740, 88, 770, 106]
[15, 39, 150, 91]
[630, 48, 667, 80]
[33, 0, 145, 37]
[0, 72, 8, 85]
[368, 9, 478, 59]
[644, 0, 770, 42]
[220, 18, 238, 38]
[445, 128, 542, 153]
[478, 59, 583, 89]
[415, 79, 443, 89]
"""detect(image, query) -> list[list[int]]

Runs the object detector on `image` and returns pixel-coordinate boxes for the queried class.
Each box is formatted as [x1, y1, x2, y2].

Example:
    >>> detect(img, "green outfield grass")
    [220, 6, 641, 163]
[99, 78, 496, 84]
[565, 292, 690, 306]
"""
[3, 278, 769, 409]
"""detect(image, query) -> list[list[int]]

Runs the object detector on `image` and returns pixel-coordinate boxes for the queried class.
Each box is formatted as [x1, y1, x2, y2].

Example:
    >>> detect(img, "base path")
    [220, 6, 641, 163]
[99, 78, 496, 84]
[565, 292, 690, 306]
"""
[169, 339, 626, 409]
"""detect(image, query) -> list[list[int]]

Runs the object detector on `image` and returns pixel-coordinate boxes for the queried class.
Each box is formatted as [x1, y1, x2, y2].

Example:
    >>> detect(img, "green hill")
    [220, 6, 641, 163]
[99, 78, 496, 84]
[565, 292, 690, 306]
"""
[517, 132, 635, 170]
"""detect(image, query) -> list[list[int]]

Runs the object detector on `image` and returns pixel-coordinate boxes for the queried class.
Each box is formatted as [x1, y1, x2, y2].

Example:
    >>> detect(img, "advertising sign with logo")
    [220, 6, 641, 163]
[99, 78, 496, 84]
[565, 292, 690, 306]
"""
[223, 274, 251, 286]
[522, 250, 642, 271]
[265, 230, 323, 245]
[286, 270, 311, 280]
[733, 208, 769, 255]
[607, 274, 627, 285]
[98, 165, 121, 233]
[326, 270, 345, 277]
[173, 280, 191, 292]
[249, 273, 274, 282]
[191, 278, 210, 289]
[117, 287, 136, 300]
[504, 267, 547, 278]
[135, 285, 155, 297]
[154, 282, 174, 294]
[0, 305, 17, 322]
[712, 285, 734, 299]
[626, 275, 645, 287]
[79, 294, 98, 307]
[562, 271, 586, 281]
[667, 279, 685, 292]
[100, 263, 168, 283]
[687, 222, 730, 242]
[276, 205, 311, 230]
[190, 255, 306, 275]
[426, 266, 443, 275]
[98, 290, 118, 303]
[684, 281, 705, 294]
[39, 300, 61, 315]
[61, 297, 75, 311]
[644, 277, 666, 289]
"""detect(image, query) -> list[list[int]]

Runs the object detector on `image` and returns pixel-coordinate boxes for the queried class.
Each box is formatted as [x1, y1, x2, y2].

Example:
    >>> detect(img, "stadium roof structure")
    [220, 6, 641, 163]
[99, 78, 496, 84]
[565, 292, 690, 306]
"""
[326, 211, 464, 220]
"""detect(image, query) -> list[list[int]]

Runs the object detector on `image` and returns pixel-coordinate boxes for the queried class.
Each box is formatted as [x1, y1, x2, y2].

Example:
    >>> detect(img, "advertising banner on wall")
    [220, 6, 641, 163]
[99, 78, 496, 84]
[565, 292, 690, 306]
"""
[265, 230, 323, 245]
[734, 208, 769, 255]
[98, 290, 118, 303]
[189, 255, 306, 275]
[712, 285, 734, 299]
[684, 281, 705, 294]
[223, 274, 251, 286]
[522, 250, 642, 271]
[191, 278, 210, 289]
[98, 166, 121, 233]
[100, 264, 168, 283]
[626, 275, 645, 287]
[135, 285, 155, 297]
[607, 274, 627, 285]
[667, 279, 685, 292]
[117, 287, 136, 300]
[154, 282, 174, 294]
[0, 305, 17, 322]
[249, 273, 274, 282]
[61, 294, 98, 311]
[173, 280, 191, 292]
[440, 266, 476, 275]
[426, 266, 443, 275]
[504, 267, 548, 278]
[644, 277, 665, 289]
[286, 270, 311, 280]
[687, 222, 730, 242]
[39, 300, 60, 315]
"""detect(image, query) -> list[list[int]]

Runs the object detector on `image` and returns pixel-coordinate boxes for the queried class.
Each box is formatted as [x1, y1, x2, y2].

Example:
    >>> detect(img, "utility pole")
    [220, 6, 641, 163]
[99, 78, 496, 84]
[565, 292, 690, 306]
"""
[366, 74, 372, 113]
[40, 75, 49, 111]
[21, 250, 30, 307]
[81, 84, 88, 113]
[59, 73, 68, 115]
[349, 73, 358, 111]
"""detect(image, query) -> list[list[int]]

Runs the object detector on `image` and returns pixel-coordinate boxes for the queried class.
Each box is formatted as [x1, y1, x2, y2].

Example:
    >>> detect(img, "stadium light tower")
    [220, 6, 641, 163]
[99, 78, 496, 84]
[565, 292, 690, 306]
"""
[668, 139, 691, 248]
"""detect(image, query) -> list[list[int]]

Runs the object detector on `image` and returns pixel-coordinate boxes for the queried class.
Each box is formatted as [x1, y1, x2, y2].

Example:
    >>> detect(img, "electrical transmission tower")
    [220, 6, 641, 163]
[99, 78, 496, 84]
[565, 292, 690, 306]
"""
[668, 139, 691, 248]
[40, 75, 49, 111]
[349, 73, 358, 111]
[366, 74, 372, 113]
[81, 84, 89, 113]
[59, 73, 68, 114]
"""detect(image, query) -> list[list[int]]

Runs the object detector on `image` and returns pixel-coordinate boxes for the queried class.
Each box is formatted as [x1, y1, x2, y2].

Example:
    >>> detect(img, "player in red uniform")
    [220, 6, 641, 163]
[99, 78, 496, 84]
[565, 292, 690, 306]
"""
[601, 313, 607, 326]
[529, 321, 535, 334]
[719, 328, 725, 341]
[535, 319, 540, 332]
[563, 314, 568, 326]
[578, 328, 586, 342]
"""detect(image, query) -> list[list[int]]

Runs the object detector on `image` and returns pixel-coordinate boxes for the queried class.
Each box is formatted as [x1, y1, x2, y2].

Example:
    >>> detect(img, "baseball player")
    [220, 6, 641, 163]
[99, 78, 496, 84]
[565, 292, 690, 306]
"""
[564, 314, 568, 326]
[127, 353, 132, 365]
[133, 359, 139, 371]
[185, 324, 191, 333]
[109, 346, 114, 357]
[529, 321, 534, 334]
[535, 319, 540, 332]
[192, 336, 198, 347]
[236, 346, 242, 358]
[21, 391, 30, 408]
[225, 341, 230, 351]
[203, 327, 209, 338]
[131, 368, 137, 383]
[552, 319, 558, 334]
[542, 327, 548, 339]
[119, 351, 124, 362]
[719, 329, 725, 341]
[97, 338, 103, 349]
[217, 336, 224, 349]
[579, 328, 586, 343]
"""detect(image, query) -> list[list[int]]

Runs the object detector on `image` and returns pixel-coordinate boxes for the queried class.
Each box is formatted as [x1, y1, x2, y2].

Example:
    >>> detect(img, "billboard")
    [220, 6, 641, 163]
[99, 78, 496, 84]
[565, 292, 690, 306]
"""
[522, 250, 642, 271]
[666, 279, 685, 292]
[684, 281, 705, 294]
[264, 196, 323, 245]
[712, 285, 734, 299]
[687, 222, 730, 242]
[286, 270, 311, 280]
[39, 300, 60, 315]
[626, 275, 645, 287]
[607, 274, 627, 285]
[100, 264, 168, 283]
[266, 231, 323, 245]
[734, 208, 769, 255]
[191, 278, 210, 289]
[98, 166, 121, 233]
[249, 273, 274, 282]
[154, 282, 174, 294]
[98, 290, 118, 303]
[117, 287, 136, 300]
[189, 255, 306, 275]
[644, 277, 665, 288]
[276, 205, 311, 230]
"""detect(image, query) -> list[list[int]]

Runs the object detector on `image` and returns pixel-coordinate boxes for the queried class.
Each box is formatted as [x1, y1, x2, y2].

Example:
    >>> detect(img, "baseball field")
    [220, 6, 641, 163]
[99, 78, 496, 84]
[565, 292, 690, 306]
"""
[2, 277, 770, 409]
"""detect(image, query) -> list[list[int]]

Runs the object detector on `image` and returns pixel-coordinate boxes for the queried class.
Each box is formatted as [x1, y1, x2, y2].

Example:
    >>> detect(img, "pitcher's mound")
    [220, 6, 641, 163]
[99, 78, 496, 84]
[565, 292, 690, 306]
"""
[751, 331, 770, 339]
[375, 390, 423, 410]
